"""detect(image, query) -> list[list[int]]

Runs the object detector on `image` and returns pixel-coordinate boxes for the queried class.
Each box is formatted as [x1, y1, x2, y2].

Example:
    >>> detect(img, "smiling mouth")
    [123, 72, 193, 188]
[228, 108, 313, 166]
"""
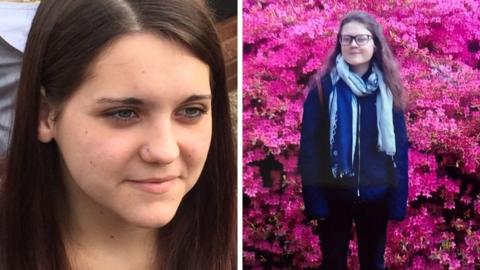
[126, 177, 177, 194]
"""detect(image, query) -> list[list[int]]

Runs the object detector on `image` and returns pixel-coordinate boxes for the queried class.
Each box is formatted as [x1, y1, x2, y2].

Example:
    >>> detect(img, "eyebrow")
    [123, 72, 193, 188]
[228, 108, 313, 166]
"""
[96, 97, 145, 105]
[182, 94, 212, 104]
[95, 94, 212, 106]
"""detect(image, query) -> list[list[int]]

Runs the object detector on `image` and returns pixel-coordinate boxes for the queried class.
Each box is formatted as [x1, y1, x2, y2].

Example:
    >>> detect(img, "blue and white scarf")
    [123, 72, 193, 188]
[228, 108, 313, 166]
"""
[329, 54, 395, 178]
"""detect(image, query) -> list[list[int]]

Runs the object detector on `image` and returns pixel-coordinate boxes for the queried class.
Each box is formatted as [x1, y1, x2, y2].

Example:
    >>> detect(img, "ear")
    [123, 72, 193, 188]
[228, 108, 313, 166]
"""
[37, 88, 56, 143]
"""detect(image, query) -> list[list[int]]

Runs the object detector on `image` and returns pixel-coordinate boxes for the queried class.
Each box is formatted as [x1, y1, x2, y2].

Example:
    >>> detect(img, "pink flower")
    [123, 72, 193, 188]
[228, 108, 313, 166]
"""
[243, 0, 480, 268]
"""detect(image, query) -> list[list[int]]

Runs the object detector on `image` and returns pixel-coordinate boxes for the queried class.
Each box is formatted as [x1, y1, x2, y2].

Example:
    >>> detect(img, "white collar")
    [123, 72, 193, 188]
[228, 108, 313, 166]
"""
[0, 2, 39, 53]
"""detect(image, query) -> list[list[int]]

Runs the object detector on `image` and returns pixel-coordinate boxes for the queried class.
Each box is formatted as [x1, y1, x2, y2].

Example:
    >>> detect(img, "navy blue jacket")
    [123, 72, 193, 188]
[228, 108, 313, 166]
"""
[299, 74, 409, 221]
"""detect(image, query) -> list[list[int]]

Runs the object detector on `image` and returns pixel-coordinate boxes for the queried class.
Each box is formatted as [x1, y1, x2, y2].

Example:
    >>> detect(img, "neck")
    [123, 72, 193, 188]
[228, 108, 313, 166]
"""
[350, 62, 370, 77]
[60, 191, 158, 270]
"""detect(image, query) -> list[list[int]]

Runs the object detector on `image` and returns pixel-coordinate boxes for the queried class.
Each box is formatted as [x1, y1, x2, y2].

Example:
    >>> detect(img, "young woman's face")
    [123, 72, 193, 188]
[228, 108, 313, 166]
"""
[340, 21, 375, 69]
[42, 33, 212, 228]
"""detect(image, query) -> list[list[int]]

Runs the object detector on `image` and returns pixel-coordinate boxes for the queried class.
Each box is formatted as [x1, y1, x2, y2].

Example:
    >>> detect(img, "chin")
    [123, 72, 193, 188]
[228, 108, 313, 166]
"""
[126, 208, 179, 229]
[131, 217, 175, 229]
[344, 58, 368, 67]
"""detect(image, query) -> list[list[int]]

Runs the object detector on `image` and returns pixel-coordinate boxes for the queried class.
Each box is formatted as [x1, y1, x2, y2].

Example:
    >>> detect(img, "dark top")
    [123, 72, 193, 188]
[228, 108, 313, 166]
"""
[299, 73, 409, 221]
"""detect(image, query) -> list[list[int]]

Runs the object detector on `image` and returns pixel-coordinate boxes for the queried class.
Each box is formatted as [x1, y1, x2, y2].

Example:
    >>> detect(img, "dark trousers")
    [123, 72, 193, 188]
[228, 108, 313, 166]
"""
[318, 198, 388, 270]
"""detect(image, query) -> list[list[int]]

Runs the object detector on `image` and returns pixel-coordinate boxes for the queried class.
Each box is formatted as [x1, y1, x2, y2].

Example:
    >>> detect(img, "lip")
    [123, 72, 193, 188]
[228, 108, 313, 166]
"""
[126, 176, 177, 194]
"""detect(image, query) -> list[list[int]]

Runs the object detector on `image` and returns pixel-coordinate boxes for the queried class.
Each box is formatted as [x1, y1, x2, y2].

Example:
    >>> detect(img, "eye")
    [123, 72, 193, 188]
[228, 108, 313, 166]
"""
[105, 108, 139, 122]
[340, 35, 352, 44]
[357, 35, 369, 42]
[176, 106, 207, 119]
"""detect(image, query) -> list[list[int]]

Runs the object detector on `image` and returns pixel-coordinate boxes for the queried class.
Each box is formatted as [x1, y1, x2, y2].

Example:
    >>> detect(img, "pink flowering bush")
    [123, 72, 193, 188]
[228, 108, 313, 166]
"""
[243, 0, 480, 268]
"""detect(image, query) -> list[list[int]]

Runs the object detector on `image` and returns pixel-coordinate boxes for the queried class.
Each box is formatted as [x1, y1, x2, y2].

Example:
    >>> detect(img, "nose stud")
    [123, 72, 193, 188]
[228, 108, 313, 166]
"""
[141, 145, 151, 157]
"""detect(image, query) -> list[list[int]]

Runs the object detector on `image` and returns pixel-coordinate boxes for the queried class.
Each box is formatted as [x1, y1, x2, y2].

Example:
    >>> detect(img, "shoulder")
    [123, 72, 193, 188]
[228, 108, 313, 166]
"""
[305, 72, 333, 105]
[319, 73, 334, 99]
[304, 84, 320, 107]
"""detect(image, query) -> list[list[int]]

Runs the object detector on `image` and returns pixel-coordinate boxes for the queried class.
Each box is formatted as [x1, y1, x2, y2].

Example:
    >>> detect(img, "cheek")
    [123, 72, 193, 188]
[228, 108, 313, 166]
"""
[183, 128, 211, 165]
[178, 120, 212, 171]
[56, 122, 137, 182]
[367, 47, 375, 58]
[84, 138, 133, 170]
[81, 134, 128, 165]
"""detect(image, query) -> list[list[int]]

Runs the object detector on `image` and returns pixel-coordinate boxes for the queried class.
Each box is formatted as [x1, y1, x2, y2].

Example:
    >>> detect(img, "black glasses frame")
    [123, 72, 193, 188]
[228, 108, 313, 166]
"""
[339, 34, 372, 46]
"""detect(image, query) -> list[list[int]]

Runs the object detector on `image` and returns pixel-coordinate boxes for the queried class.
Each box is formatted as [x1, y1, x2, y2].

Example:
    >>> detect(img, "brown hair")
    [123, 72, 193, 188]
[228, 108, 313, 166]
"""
[315, 11, 406, 110]
[0, 0, 236, 269]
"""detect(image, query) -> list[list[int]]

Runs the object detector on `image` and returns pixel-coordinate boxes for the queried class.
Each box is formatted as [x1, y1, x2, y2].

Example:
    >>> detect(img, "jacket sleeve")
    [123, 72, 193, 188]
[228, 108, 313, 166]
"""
[299, 87, 329, 219]
[388, 110, 409, 221]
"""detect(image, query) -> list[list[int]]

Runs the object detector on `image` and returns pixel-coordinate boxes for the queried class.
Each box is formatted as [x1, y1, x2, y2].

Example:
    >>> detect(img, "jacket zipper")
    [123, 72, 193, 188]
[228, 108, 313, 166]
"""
[357, 104, 361, 197]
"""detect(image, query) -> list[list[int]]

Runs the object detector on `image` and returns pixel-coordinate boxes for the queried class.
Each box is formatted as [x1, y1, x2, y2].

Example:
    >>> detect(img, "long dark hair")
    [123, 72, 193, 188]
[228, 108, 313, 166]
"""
[0, 0, 236, 269]
[316, 11, 406, 110]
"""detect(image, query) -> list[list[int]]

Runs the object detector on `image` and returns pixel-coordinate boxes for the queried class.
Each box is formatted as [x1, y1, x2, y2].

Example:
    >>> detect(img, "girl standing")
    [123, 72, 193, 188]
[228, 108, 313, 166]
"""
[299, 11, 408, 270]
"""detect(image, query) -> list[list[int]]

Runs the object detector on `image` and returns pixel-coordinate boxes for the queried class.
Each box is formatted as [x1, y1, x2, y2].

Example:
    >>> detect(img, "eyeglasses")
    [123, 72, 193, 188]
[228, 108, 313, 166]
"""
[339, 34, 372, 46]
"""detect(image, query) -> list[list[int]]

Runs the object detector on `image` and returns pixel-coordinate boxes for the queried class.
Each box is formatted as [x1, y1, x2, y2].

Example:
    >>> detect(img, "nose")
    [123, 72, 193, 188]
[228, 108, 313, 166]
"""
[350, 39, 359, 47]
[139, 120, 180, 165]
